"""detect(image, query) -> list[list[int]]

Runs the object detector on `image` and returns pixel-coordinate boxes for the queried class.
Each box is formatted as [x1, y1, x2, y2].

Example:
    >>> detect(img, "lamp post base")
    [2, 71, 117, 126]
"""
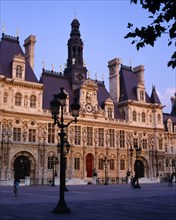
[52, 201, 71, 214]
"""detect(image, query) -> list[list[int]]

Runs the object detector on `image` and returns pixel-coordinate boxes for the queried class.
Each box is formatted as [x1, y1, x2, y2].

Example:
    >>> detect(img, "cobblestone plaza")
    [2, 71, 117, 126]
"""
[0, 183, 175, 220]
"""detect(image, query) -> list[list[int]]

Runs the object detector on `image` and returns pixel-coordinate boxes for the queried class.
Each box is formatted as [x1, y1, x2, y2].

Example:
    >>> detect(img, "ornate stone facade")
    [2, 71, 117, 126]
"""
[0, 19, 175, 186]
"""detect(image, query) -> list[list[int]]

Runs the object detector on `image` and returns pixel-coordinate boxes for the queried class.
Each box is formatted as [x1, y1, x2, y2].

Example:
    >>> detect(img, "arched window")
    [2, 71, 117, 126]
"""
[132, 111, 137, 121]
[109, 159, 115, 170]
[15, 93, 22, 106]
[120, 159, 125, 170]
[141, 112, 146, 123]
[16, 65, 22, 78]
[48, 155, 55, 169]
[140, 90, 144, 101]
[74, 157, 80, 170]
[99, 158, 104, 170]
[30, 95, 36, 108]
[108, 108, 113, 119]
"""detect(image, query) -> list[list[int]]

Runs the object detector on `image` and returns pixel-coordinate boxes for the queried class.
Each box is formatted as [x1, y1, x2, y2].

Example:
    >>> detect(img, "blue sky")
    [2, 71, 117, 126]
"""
[1, 0, 175, 113]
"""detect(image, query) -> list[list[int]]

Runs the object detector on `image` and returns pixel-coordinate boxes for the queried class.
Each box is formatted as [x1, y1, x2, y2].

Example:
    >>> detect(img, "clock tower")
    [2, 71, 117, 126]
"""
[64, 18, 87, 90]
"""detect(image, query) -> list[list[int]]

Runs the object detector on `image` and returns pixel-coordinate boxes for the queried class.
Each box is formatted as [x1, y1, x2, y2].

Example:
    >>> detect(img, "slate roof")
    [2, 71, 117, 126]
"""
[0, 33, 38, 83]
[119, 65, 154, 104]
[40, 71, 74, 110]
[150, 86, 161, 104]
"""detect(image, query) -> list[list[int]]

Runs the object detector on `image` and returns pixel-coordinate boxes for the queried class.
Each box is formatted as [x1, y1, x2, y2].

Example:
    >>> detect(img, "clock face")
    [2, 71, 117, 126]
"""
[85, 104, 93, 113]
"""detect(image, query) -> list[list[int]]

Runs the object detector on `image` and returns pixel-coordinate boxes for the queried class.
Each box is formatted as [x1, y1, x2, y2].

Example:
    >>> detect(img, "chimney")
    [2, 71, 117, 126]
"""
[133, 65, 145, 85]
[23, 35, 36, 71]
[108, 58, 121, 103]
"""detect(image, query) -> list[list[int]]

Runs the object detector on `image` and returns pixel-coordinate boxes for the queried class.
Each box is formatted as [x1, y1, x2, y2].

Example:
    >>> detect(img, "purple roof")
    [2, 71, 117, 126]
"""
[40, 71, 74, 110]
[0, 34, 38, 83]
[150, 86, 161, 104]
[119, 65, 152, 103]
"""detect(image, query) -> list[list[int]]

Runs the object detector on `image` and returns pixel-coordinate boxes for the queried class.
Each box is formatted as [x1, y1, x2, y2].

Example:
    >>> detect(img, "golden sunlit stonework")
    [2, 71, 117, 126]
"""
[0, 19, 176, 186]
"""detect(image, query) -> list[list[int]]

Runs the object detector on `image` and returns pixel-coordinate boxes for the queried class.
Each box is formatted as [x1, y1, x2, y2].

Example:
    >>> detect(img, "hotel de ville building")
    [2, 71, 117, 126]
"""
[0, 18, 176, 185]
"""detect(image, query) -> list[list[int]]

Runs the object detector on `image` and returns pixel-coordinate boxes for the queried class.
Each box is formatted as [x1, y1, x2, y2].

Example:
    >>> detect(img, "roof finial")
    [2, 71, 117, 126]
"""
[74, 0, 77, 18]
[51, 63, 54, 71]
[16, 28, 20, 37]
[95, 71, 98, 80]
[59, 64, 62, 72]
[88, 70, 90, 79]
[42, 57, 45, 69]
[129, 57, 132, 67]
[2, 24, 5, 33]
[102, 72, 104, 81]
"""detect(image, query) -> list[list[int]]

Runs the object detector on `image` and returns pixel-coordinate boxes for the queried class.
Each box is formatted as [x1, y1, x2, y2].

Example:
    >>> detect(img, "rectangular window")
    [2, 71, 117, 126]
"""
[98, 128, 104, 147]
[87, 127, 93, 146]
[159, 139, 163, 150]
[142, 139, 147, 150]
[120, 159, 125, 170]
[120, 130, 125, 148]
[48, 123, 55, 144]
[74, 158, 80, 170]
[109, 129, 115, 147]
[75, 126, 81, 145]
[109, 159, 115, 170]
[13, 127, 21, 141]
[29, 129, 36, 142]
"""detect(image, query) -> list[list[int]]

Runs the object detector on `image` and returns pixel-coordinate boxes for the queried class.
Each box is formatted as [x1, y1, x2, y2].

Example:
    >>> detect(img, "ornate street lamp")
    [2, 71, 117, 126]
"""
[102, 156, 110, 185]
[130, 145, 142, 188]
[50, 87, 80, 214]
[58, 141, 71, 192]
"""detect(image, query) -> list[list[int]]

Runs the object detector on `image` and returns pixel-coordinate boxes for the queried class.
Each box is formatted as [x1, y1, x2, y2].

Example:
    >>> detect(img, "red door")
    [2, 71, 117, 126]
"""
[86, 153, 94, 177]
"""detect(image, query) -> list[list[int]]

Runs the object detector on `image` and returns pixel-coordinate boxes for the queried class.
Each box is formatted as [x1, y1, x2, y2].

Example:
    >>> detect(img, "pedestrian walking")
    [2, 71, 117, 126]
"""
[14, 178, 20, 197]
[130, 176, 134, 188]
[92, 169, 97, 184]
[168, 175, 173, 187]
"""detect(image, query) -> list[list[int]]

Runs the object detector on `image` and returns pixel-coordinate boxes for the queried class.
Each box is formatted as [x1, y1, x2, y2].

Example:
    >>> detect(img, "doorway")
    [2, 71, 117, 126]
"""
[86, 153, 94, 177]
[134, 160, 144, 178]
[14, 155, 31, 179]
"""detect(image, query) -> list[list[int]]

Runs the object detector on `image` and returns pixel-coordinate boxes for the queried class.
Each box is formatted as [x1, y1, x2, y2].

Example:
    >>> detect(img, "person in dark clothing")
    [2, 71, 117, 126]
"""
[14, 178, 20, 197]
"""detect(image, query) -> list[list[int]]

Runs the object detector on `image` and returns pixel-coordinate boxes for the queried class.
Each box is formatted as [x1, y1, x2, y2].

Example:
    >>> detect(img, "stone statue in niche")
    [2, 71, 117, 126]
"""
[86, 91, 92, 103]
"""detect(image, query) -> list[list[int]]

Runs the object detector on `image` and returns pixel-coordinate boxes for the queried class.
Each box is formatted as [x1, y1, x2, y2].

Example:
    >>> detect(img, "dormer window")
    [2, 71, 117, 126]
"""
[16, 65, 22, 78]
[12, 54, 26, 80]
[108, 108, 113, 119]
[140, 90, 144, 101]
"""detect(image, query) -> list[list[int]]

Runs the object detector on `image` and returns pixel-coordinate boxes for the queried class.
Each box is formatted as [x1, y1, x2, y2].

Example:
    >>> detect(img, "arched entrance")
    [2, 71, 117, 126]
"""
[13, 151, 36, 180]
[14, 155, 31, 179]
[86, 153, 94, 177]
[134, 160, 144, 178]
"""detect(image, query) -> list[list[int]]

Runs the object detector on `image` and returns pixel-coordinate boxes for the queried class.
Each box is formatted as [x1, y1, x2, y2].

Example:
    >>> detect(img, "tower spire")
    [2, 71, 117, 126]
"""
[64, 18, 87, 89]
